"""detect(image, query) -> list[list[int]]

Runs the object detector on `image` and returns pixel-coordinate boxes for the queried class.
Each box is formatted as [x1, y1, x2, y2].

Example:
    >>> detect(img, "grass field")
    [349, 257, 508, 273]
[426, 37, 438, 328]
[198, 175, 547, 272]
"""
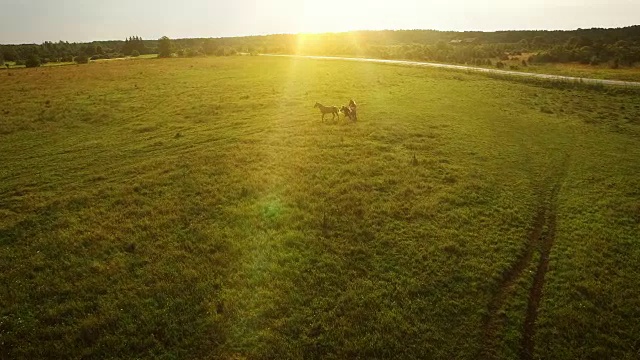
[508, 61, 640, 83]
[2, 61, 77, 69]
[1, 56, 640, 359]
[2, 55, 156, 69]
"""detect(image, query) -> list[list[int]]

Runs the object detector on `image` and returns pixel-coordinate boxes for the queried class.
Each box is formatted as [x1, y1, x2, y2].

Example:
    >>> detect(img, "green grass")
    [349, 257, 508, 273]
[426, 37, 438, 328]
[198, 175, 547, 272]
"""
[1, 56, 156, 70]
[2, 61, 77, 69]
[309, 54, 640, 83]
[528, 63, 640, 82]
[1, 56, 639, 359]
[2, 61, 22, 69]
[494, 59, 640, 83]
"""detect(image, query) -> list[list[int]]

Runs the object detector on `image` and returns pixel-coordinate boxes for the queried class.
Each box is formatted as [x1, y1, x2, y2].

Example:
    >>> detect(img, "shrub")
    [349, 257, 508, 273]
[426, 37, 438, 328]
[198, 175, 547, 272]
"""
[223, 47, 237, 56]
[186, 48, 202, 57]
[131, 50, 140, 57]
[25, 54, 41, 68]
[610, 58, 619, 69]
[158, 36, 172, 58]
[495, 61, 505, 69]
[74, 54, 89, 64]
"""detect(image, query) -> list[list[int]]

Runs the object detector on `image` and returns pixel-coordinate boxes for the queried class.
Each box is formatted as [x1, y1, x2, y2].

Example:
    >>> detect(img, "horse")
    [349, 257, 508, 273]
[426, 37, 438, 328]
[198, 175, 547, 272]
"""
[314, 102, 339, 121]
[340, 106, 355, 121]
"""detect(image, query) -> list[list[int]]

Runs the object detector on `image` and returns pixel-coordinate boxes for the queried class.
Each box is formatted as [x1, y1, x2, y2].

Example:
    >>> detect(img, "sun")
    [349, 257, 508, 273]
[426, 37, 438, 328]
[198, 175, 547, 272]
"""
[295, 0, 368, 34]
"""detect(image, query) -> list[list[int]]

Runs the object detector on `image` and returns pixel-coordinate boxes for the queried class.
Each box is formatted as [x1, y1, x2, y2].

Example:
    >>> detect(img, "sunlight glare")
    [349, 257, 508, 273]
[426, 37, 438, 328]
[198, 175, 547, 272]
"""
[292, 0, 470, 34]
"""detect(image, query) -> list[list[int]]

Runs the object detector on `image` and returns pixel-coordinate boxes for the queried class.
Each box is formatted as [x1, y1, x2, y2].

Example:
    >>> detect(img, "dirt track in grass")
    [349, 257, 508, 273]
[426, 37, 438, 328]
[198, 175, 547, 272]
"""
[479, 170, 565, 360]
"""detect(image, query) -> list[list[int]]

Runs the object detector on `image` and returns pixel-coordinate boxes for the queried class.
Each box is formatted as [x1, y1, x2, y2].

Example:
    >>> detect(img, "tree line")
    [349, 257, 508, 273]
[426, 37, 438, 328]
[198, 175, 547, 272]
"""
[2, 26, 640, 68]
[0, 37, 152, 67]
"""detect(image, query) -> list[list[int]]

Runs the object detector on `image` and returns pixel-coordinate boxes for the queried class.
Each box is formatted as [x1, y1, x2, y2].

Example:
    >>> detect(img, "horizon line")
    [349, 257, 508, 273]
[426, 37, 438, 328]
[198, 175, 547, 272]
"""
[2, 24, 639, 46]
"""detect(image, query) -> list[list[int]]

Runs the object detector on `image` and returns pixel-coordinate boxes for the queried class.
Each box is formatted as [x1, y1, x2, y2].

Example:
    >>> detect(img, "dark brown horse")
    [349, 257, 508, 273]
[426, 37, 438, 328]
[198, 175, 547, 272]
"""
[340, 106, 355, 121]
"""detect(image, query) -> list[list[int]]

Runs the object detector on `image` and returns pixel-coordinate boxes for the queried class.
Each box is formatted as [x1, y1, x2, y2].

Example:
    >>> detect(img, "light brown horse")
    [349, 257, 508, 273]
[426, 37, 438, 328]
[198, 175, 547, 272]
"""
[314, 102, 339, 121]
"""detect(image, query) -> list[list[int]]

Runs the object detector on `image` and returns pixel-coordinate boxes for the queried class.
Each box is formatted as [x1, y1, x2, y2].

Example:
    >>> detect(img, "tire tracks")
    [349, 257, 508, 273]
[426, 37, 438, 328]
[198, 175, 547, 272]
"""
[480, 170, 565, 359]
[520, 181, 561, 360]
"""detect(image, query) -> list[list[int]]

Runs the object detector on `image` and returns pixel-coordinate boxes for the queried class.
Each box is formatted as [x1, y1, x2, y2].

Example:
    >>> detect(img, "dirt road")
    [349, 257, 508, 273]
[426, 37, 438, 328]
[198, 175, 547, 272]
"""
[263, 54, 640, 87]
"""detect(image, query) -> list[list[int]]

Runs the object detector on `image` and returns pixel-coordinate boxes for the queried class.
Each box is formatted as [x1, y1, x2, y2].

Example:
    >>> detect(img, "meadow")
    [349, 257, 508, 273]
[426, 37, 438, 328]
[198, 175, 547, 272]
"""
[1, 56, 639, 359]
[497, 58, 640, 83]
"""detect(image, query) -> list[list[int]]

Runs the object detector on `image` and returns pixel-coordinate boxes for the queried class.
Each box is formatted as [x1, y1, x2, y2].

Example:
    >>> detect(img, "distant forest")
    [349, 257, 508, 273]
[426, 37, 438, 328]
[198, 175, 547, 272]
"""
[2, 26, 640, 68]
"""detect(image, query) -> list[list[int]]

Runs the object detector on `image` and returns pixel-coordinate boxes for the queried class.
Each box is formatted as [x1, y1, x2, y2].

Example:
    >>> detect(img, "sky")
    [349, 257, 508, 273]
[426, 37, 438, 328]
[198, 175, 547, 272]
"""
[1, 0, 639, 44]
